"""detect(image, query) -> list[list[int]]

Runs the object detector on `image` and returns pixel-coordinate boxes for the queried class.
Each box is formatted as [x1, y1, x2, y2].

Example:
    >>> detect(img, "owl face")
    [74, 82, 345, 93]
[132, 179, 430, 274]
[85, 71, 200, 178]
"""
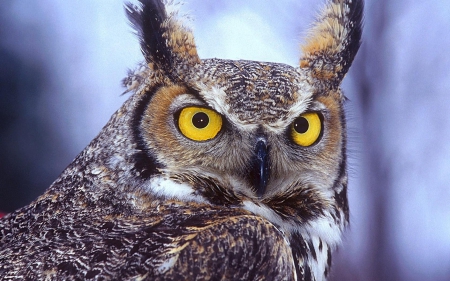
[125, 0, 361, 245]
[139, 61, 344, 201]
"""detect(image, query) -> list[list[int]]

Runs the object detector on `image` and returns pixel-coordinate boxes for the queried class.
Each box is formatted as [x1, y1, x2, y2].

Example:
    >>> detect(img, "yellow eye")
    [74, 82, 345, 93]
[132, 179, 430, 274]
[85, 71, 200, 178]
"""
[291, 112, 322, 147]
[177, 107, 223, 141]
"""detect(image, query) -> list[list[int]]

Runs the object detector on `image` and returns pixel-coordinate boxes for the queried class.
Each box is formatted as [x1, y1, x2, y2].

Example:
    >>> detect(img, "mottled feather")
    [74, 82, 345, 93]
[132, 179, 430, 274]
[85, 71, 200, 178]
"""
[0, 0, 363, 280]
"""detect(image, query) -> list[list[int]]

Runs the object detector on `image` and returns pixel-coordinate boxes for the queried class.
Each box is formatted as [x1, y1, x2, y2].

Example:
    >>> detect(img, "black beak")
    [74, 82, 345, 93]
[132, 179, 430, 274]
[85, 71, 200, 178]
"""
[248, 139, 270, 197]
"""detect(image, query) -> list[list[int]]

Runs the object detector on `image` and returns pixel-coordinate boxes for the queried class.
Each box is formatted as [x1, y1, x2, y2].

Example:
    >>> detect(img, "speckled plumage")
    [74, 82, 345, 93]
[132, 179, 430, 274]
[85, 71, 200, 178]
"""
[0, 0, 363, 280]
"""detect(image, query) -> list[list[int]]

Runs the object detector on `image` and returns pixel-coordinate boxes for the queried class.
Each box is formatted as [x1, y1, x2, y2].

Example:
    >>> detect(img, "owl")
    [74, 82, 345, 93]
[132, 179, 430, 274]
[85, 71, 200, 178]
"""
[0, 0, 362, 280]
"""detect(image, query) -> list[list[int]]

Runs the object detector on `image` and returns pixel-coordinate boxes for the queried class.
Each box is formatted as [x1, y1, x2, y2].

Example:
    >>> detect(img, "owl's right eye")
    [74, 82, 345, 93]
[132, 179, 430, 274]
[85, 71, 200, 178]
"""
[177, 106, 223, 141]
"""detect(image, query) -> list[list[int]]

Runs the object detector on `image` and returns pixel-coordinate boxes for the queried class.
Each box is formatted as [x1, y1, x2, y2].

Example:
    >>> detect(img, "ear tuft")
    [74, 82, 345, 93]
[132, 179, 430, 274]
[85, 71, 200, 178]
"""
[300, 0, 363, 89]
[125, 0, 200, 73]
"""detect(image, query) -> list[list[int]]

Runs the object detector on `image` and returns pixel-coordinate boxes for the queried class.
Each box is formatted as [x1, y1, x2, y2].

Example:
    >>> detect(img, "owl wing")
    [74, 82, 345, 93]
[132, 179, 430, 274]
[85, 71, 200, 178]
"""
[0, 203, 296, 280]
[148, 208, 296, 280]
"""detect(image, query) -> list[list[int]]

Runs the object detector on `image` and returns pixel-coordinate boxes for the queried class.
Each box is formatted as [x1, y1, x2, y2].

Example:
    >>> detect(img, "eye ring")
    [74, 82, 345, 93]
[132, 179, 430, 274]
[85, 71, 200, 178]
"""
[177, 106, 223, 141]
[290, 112, 322, 147]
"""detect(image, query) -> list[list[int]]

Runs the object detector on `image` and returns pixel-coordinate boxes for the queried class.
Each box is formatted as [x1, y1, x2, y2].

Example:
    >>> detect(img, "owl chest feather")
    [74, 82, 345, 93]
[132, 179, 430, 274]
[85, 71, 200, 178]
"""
[0, 187, 330, 281]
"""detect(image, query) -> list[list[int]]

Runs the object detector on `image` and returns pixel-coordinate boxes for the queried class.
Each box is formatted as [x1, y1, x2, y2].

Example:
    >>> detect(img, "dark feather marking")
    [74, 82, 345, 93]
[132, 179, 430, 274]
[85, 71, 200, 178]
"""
[308, 239, 317, 261]
[264, 186, 326, 223]
[131, 86, 164, 179]
[304, 265, 312, 281]
[327, 246, 332, 268]
[332, 99, 349, 222]
[85, 269, 101, 278]
[125, 0, 173, 69]
[57, 261, 78, 275]
[290, 232, 310, 281]
[337, 0, 364, 81]
[171, 174, 243, 206]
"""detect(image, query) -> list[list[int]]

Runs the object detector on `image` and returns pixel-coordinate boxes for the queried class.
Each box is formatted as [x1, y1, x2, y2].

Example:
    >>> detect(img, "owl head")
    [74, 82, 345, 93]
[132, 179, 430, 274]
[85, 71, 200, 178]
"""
[102, 0, 362, 248]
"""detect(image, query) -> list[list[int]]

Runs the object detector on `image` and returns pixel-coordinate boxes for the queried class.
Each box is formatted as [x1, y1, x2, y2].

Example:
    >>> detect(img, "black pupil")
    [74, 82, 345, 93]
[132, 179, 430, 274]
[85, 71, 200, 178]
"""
[192, 112, 209, 129]
[294, 117, 309, 134]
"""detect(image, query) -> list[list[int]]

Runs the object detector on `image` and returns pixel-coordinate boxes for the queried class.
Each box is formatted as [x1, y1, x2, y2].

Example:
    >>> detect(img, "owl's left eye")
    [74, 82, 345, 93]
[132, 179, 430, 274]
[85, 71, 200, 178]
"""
[177, 106, 223, 141]
[290, 112, 322, 147]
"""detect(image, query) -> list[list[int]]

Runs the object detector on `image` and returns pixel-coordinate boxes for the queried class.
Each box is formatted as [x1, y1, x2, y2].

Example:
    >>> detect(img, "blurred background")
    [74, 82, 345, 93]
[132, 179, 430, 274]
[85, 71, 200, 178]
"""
[0, 0, 449, 280]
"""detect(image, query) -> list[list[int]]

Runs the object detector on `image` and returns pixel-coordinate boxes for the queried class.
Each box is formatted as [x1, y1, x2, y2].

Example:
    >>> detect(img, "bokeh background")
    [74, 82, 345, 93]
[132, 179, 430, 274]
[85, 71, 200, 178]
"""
[1, 1, 449, 280]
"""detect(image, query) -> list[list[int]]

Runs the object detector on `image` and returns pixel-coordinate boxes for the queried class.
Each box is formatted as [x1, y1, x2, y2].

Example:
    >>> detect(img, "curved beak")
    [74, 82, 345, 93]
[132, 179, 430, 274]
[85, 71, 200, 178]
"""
[248, 139, 270, 197]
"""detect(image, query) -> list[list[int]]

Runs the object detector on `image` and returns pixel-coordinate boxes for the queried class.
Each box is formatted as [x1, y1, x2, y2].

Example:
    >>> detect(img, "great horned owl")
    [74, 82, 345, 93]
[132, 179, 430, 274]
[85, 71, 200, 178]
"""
[0, 0, 362, 280]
